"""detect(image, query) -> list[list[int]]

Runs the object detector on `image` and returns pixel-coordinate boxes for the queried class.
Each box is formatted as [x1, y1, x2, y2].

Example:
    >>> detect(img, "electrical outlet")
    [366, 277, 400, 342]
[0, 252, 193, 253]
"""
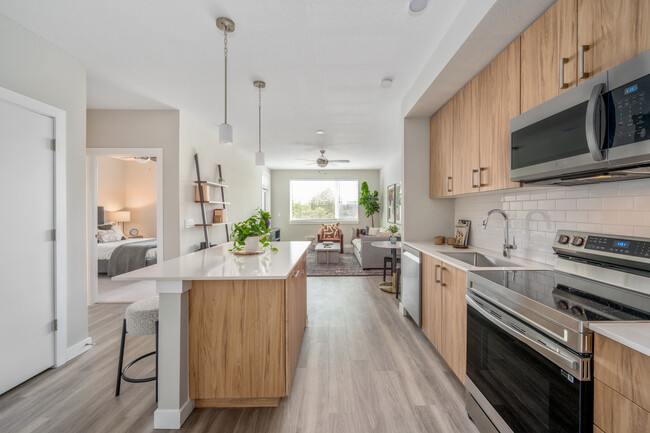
[184, 218, 195, 228]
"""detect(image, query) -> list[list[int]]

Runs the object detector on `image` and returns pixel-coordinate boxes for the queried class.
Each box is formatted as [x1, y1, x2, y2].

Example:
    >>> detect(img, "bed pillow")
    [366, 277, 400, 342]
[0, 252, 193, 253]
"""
[98, 228, 121, 243]
[110, 223, 126, 240]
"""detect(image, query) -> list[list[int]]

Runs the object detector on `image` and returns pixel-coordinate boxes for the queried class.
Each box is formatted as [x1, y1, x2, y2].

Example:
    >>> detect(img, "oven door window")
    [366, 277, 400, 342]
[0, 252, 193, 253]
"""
[511, 101, 590, 170]
[467, 305, 592, 433]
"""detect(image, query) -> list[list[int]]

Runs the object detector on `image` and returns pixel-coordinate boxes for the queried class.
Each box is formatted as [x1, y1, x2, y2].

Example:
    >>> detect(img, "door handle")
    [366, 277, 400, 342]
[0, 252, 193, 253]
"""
[559, 57, 568, 89]
[471, 169, 478, 188]
[440, 267, 447, 287]
[586, 83, 606, 161]
[434, 264, 441, 283]
[579, 45, 588, 79]
[446, 176, 452, 193]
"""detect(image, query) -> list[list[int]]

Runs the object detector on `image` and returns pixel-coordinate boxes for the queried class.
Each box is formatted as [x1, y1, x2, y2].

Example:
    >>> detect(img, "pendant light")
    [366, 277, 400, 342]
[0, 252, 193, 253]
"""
[254, 80, 266, 166]
[217, 17, 235, 145]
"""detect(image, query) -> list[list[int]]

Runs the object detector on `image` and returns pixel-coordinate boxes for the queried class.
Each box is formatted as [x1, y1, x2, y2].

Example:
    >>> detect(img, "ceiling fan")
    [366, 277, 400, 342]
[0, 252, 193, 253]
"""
[297, 150, 350, 168]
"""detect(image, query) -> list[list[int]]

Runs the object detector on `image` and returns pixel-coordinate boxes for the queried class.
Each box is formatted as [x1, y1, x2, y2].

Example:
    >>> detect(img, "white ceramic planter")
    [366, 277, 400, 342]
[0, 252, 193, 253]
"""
[243, 235, 260, 252]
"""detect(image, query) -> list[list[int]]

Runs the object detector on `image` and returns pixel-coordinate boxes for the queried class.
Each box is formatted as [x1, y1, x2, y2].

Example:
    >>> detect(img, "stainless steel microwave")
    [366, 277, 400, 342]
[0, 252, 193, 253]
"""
[510, 50, 650, 185]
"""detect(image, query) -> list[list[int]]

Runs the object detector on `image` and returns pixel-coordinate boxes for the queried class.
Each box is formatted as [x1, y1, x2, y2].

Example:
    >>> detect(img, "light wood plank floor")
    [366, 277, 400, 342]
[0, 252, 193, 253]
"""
[0, 276, 478, 433]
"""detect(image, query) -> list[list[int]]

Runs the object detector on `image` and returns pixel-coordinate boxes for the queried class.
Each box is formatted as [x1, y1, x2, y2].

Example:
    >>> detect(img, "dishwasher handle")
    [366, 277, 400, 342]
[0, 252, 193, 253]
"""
[402, 251, 420, 264]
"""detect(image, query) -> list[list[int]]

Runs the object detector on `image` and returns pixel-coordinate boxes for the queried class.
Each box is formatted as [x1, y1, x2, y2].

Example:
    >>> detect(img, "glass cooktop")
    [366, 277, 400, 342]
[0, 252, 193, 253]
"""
[472, 269, 650, 322]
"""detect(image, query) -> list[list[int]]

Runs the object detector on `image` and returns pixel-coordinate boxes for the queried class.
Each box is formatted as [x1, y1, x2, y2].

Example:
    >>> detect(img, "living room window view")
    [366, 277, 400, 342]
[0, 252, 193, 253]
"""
[2, 1, 650, 432]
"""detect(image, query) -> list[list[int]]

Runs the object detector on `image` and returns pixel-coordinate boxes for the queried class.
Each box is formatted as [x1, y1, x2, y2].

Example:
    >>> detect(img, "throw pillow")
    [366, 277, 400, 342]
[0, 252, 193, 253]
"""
[368, 227, 380, 236]
[98, 229, 121, 243]
[322, 223, 339, 238]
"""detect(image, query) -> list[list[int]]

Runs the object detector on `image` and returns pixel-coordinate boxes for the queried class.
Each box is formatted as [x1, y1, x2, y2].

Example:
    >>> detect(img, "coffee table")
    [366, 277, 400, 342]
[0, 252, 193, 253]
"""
[315, 242, 340, 264]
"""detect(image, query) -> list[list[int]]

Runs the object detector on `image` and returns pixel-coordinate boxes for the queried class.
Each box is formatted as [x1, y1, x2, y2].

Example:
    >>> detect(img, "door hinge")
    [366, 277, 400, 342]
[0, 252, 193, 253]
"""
[50, 229, 56, 241]
[51, 139, 56, 151]
[53, 319, 58, 331]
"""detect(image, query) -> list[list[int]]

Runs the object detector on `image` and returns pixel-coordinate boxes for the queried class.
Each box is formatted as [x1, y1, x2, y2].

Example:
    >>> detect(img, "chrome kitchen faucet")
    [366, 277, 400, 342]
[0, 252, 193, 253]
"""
[482, 209, 517, 258]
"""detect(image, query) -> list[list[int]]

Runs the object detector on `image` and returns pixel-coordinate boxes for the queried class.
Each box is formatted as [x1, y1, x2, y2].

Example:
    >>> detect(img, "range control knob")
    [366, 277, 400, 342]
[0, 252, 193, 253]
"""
[557, 234, 570, 245]
[571, 236, 585, 247]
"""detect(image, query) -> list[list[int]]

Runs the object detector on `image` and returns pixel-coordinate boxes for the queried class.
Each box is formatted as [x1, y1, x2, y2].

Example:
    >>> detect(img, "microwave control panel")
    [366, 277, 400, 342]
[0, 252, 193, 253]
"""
[609, 73, 650, 147]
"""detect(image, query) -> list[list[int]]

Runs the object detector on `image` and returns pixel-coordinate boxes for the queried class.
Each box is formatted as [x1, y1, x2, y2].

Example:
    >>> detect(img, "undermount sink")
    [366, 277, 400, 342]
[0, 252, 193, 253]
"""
[442, 252, 521, 268]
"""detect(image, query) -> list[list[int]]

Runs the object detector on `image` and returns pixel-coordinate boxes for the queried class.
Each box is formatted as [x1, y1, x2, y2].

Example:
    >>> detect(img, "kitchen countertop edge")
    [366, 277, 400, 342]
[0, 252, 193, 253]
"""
[588, 322, 650, 358]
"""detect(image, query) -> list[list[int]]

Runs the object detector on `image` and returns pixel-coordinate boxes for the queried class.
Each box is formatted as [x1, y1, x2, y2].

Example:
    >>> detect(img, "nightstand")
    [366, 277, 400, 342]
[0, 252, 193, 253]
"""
[128, 236, 143, 239]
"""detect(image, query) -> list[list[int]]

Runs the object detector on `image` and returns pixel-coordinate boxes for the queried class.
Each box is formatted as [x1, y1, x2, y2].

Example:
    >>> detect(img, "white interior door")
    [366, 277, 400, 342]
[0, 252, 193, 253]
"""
[0, 99, 55, 394]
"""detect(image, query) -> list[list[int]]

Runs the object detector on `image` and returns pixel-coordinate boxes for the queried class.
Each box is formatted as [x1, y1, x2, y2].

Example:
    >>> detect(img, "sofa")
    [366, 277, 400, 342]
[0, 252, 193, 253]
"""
[350, 229, 401, 269]
[317, 226, 344, 253]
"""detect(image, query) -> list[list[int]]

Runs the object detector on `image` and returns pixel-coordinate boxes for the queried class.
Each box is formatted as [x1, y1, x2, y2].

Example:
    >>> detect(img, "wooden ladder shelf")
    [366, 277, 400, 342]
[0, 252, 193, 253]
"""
[193, 153, 230, 250]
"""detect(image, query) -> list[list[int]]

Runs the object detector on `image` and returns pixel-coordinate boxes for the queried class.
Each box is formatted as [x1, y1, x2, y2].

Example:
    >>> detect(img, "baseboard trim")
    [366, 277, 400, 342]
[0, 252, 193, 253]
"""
[194, 397, 280, 408]
[154, 399, 194, 429]
[65, 337, 93, 363]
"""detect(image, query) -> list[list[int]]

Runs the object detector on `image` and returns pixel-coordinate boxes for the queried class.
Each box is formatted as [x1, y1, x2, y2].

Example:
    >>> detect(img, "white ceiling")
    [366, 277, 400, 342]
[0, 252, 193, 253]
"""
[0, 0, 468, 170]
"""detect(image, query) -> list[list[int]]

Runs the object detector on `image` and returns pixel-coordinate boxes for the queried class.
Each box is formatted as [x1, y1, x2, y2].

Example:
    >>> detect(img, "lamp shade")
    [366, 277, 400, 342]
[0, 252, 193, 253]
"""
[219, 123, 233, 145]
[109, 211, 131, 223]
[255, 151, 265, 166]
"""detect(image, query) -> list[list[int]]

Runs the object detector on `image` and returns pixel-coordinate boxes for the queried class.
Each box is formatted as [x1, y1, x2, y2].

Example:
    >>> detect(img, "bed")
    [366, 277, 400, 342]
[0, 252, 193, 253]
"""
[97, 206, 158, 276]
[97, 237, 158, 275]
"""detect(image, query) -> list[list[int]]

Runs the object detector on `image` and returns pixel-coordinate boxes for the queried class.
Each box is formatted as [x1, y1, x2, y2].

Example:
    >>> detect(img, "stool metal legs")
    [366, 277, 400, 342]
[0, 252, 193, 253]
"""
[115, 319, 158, 401]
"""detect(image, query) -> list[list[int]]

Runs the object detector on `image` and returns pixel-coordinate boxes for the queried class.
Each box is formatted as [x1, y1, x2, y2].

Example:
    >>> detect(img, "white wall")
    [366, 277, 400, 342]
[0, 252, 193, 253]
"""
[270, 169, 380, 243]
[455, 179, 650, 265]
[178, 113, 265, 254]
[402, 117, 455, 242]
[0, 13, 88, 350]
[97, 157, 158, 238]
[87, 109, 180, 259]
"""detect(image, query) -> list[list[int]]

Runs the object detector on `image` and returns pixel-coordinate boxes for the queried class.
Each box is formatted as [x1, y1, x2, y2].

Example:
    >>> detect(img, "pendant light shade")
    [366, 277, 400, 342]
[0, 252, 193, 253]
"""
[219, 123, 233, 145]
[254, 80, 266, 166]
[255, 151, 265, 166]
[217, 17, 235, 145]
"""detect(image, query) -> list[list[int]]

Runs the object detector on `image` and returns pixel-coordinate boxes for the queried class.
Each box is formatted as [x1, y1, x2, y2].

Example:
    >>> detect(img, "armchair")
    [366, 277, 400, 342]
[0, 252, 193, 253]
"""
[317, 227, 344, 253]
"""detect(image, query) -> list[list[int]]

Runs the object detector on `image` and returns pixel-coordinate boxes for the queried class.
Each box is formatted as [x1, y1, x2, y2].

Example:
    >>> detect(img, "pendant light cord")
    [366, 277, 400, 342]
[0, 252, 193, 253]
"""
[258, 86, 262, 152]
[224, 28, 228, 124]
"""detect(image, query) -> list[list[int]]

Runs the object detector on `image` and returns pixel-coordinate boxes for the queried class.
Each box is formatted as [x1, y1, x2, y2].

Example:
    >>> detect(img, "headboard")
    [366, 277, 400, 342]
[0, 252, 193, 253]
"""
[97, 206, 105, 225]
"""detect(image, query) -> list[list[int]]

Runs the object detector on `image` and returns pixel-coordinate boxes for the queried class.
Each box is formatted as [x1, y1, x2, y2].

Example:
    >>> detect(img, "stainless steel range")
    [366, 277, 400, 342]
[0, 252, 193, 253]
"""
[465, 230, 650, 433]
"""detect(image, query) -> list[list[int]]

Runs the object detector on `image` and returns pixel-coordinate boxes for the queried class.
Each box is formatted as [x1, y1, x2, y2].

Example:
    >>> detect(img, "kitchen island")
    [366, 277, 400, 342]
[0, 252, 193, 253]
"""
[113, 241, 310, 430]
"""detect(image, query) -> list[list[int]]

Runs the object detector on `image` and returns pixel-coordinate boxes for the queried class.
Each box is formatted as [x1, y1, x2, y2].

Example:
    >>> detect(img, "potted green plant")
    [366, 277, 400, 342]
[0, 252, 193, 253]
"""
[359, 181, 380, 227]
[388, 224, 400, 244]
[230, 209, 277, 253]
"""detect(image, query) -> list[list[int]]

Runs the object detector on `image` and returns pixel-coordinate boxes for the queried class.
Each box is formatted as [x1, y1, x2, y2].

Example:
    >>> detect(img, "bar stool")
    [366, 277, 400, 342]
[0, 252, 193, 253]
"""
[115, 296, 159, 400]
[383, 255, 401, 281]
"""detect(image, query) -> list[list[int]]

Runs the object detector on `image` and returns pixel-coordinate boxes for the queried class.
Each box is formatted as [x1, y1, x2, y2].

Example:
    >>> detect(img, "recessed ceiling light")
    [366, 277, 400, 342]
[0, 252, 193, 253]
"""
[380, 78, 393, 88]
[409, 0, 428, 13]
[316, 130, 325, 135]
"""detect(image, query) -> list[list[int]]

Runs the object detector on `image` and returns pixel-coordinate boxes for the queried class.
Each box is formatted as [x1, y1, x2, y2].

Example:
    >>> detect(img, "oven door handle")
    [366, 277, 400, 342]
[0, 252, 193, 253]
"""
[466, 294, 583, 378]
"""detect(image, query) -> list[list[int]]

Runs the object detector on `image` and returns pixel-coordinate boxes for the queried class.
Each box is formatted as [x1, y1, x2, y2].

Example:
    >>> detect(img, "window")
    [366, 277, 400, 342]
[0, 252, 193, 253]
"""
[290, 180, 359, 222]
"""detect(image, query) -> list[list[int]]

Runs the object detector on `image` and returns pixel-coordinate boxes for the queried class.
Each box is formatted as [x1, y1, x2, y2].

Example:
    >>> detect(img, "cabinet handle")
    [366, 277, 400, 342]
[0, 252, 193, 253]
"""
[440, 267, 447, 287]
[479, 167, 487, 187]
[579, 45, 588, 79]
[559, 57, 568, 89]
[446, 176, 452, 193]
[434, 264, 441, 283]
[471, 169, 479, 188]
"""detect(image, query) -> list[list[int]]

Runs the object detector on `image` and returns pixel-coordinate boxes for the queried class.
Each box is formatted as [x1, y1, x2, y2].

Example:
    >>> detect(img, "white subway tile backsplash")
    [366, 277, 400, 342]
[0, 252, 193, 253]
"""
[454, 180, 650, 264]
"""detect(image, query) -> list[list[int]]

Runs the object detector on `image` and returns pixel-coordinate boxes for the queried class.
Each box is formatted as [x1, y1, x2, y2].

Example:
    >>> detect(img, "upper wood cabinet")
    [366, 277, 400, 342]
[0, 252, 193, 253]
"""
[479, 37, 522, 192]
[453, 77, 480, 195]
[429, 102, 454, 198]
[577, 0, 650, 85]
[520, 0, 577, 113]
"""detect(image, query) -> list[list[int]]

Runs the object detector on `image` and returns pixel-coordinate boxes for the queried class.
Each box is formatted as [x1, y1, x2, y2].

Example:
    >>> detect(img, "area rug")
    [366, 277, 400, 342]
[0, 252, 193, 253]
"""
[306, 245, 385, 277]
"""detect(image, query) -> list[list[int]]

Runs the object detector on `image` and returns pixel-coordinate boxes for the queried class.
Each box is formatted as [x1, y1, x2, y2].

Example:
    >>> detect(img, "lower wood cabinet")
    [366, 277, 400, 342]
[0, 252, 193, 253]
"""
[188, 253, 307, 408]
[421, 254, 467, 384]
[594, 332, 650, 433]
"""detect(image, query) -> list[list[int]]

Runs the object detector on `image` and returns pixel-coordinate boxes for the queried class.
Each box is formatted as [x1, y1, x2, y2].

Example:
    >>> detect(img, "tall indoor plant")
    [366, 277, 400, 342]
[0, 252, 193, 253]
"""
[230, 209, 277, 252]
[359, 181, 380, 227]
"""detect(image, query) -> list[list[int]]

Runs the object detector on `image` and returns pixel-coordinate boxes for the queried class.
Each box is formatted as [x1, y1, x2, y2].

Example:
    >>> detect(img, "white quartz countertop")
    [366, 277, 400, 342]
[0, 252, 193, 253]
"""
[403, 241, 550, 272]
[588, 322, 650, 358]
[113, 241, 310, 281]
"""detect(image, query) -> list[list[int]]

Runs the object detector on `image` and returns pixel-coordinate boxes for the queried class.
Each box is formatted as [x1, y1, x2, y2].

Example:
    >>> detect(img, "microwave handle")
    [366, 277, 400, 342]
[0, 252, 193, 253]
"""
[585, 83, 606, 161]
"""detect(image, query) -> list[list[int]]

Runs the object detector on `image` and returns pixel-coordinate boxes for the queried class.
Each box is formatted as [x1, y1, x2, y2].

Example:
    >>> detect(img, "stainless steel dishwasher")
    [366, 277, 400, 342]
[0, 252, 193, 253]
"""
[400, 245, 421, 326]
